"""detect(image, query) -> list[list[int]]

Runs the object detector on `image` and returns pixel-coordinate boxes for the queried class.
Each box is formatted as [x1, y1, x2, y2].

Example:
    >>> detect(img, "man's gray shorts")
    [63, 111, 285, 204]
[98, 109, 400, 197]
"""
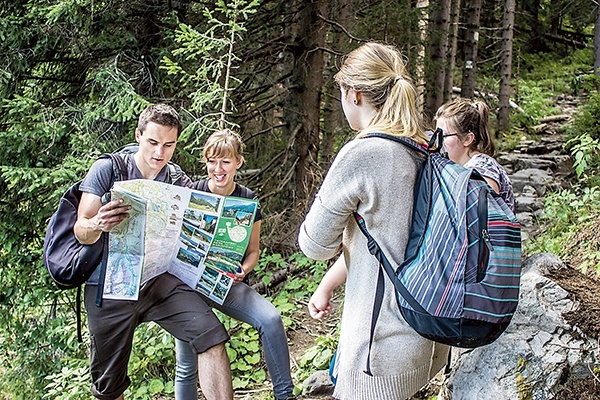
[84, 273, 229, 400]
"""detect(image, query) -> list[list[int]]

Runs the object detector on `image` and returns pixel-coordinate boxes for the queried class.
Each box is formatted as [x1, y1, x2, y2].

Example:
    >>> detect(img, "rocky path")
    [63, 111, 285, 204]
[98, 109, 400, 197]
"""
[499, 94, 579, 242]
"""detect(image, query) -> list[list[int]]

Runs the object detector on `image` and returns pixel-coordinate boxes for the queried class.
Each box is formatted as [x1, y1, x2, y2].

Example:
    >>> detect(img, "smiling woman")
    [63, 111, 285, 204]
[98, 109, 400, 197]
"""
[176, 129, 295, 400]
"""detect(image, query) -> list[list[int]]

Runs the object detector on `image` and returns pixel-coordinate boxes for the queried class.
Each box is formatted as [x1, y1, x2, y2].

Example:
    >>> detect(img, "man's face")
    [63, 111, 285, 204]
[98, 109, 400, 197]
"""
[134, 121, 178, 177]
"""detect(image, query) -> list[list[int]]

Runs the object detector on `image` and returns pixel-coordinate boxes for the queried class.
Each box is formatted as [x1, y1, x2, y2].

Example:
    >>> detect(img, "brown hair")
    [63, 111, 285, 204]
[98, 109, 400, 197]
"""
[202, 129, 245, 163]
[137, 104, 183, 136]
[435, 98, 495, 156]
[334, 42, 429, 144]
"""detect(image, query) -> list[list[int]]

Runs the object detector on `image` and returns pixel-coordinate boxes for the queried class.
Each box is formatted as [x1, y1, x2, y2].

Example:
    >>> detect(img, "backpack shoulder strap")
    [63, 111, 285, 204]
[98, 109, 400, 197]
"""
[365, 128, 447, 156]
[97, 152, 128, 182]
[364, 132, 430, 156]
[167, 162, 184, 184]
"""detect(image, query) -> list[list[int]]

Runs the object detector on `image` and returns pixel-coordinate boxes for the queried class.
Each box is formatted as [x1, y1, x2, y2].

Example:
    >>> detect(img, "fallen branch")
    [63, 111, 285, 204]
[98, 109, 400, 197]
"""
[452, 87, 526, 113]
[539, 114, 570, 123]
[251, 263, 299, 294]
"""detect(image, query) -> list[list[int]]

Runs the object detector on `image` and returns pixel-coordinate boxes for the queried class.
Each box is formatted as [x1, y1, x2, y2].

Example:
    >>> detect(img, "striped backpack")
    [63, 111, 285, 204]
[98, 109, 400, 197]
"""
[355, 130, 522, 374]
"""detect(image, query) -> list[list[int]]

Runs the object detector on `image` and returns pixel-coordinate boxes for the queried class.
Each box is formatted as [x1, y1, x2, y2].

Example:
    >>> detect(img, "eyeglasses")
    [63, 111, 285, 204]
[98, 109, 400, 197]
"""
[442, 133, 459, 138]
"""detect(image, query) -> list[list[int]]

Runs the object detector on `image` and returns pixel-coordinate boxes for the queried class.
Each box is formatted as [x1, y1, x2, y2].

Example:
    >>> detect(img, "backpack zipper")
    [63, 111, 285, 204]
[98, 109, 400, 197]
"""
[477, 186, 490, 282]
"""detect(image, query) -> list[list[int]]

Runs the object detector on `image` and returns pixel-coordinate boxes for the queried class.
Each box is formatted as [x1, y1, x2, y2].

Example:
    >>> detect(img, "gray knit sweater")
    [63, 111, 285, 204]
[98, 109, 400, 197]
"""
[299, 136, 449, 400]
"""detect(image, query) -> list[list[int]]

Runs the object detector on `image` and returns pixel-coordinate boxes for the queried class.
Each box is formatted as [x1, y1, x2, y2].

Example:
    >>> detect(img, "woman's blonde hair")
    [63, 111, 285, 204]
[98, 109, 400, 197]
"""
[435, 98, 495, 156]
[202, 129, 245, 163]
[334, 42, 428, 144]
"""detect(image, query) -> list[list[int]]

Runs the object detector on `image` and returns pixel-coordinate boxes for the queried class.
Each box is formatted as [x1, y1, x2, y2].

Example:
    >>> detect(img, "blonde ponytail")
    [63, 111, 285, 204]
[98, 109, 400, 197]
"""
[335, 42, 428, 144]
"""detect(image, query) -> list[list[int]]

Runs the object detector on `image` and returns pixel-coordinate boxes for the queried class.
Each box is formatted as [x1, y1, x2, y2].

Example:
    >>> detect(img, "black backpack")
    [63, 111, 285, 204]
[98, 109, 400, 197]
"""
[43, 153, 127, 291]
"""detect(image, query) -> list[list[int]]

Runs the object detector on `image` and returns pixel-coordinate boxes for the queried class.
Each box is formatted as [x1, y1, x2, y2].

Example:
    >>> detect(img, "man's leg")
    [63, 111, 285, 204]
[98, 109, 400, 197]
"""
[141, 274, 231, 399]
[84, 285, 136, 400]
[197, 343, 233, 400]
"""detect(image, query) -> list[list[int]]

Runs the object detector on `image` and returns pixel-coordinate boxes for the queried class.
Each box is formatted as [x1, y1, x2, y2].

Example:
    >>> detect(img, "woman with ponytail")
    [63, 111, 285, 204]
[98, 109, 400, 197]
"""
[435, 98, 515, 212]
[298, 42, 449, 400]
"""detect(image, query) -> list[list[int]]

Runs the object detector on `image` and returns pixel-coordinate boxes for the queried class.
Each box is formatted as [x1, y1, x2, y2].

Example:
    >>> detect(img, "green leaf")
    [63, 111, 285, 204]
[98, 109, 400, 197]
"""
[149, 379, 165, 394]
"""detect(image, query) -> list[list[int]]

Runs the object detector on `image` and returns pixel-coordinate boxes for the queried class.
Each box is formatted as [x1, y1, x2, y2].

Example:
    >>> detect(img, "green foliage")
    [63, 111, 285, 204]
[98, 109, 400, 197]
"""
[0, 287, 89, 398]
[127, 324, 176, 398]
[222, 317, 267, 389]
[293, 334, 338, 393]
[519, 48, 593, 95]
[158, 0, 260, 177]
[513, 79, 560, 121]
[528, 119, 600, 275]
[160, 0, 259, 138]
[566, 133, 600, 183]
[0, 94, 95, 399]
[564, 94, 600, 188]
[525, 186, 600, 274]
[41, 322, 176, 400]
[496, 130, 528, 153]
[567, 93, 600, 142]
[509, 48, 593, 131]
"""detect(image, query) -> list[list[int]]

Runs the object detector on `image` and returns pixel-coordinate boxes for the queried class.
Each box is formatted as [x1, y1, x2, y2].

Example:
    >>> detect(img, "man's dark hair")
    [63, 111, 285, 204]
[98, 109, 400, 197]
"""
[137, 104, 183, 136]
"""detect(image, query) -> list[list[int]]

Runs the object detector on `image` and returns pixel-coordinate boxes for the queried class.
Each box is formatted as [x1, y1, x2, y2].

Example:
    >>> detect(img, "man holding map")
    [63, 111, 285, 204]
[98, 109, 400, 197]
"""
[74, 104, 233, 400]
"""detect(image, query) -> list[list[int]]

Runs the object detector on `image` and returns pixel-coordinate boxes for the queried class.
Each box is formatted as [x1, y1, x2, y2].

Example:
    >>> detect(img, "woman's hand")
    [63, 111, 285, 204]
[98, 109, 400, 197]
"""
[232, 268, 246, 285]
[308, 289, 333, 319]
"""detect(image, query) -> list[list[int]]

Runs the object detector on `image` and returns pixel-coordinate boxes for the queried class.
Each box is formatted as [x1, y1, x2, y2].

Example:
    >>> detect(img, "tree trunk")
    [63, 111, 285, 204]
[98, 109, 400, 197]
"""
[595, 4, 600, 91]
[282, 0, 326, 219]
[523, 0, 545, 52]
[424, 0, 451, 119]
[497, 0, 516, 135]
[444, 0, 461, 102]
[460, 0, 482, 99]
[320, 0, 349, 169]
[415, 0, 430, 115]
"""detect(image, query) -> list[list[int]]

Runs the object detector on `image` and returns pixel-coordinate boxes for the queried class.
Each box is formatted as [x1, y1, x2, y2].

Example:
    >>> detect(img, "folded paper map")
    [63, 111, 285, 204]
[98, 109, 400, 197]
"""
[103, 179, 258, 304]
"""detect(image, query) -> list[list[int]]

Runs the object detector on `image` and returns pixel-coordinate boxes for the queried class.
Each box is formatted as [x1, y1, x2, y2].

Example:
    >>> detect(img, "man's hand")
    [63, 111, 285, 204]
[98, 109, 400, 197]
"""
[92, 199, 131, 232]
[75, 195, 131, 245]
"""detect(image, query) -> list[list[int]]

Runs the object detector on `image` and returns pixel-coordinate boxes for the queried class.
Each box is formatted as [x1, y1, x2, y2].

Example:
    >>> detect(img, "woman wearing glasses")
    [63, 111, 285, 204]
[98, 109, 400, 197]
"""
[435, 98, 516, 212]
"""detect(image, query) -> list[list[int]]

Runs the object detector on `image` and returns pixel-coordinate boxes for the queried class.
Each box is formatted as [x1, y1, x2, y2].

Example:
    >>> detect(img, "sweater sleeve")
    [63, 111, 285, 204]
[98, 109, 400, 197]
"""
[298, 140, 369, 260]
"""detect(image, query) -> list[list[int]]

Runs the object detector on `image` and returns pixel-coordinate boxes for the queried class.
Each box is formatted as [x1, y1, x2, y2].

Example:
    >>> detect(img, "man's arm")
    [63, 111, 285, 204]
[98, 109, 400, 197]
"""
[74, 192, 131, 245]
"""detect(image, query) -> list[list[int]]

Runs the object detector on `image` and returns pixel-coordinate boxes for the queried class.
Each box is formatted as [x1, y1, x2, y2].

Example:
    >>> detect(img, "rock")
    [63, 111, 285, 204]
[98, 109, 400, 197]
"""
[510, 168, 556, 196]
[439, 254, 599, 400]
[498, 153, 558, 171]
[522, 252, 565, 275]
[301, 370, 334, 396]
[516, 212, 533, 226]
[514, 194, 544, 212]
[498, 153, 572, 174]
